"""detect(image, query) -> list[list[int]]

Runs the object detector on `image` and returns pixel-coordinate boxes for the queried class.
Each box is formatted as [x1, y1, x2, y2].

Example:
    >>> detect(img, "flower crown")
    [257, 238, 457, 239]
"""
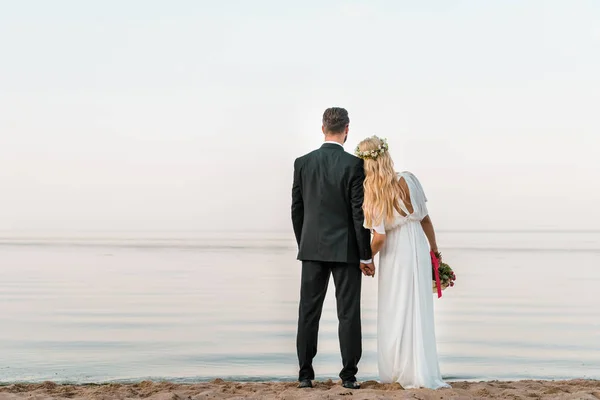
[354, 137, 389, 160]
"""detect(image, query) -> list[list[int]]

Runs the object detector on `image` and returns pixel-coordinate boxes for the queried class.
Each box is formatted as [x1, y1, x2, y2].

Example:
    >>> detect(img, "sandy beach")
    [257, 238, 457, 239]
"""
[1, 379, 599, 400]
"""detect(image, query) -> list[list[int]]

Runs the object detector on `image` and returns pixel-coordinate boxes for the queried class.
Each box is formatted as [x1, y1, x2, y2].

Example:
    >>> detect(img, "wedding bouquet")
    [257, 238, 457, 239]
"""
[430, 251, 456, 297]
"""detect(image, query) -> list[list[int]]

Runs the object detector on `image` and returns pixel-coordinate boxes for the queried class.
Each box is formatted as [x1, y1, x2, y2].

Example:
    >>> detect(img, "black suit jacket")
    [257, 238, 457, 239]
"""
[291, 143, 372, 263]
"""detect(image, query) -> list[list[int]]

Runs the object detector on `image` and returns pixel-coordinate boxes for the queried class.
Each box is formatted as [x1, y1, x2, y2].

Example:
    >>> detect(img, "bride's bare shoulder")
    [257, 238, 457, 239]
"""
[396, 172, 414, 214]
[396, 171, 415, 187]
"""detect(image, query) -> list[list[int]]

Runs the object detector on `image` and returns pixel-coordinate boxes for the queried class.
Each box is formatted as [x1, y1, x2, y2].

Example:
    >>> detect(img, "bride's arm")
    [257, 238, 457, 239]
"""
[420, 215, 440, 255]
[371, 231, 386, 256]
[402, 172, 439, 257]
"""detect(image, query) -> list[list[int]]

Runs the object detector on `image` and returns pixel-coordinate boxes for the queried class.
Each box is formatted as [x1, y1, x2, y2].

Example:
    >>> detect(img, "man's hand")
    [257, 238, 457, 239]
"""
[360, 261, 376, 277]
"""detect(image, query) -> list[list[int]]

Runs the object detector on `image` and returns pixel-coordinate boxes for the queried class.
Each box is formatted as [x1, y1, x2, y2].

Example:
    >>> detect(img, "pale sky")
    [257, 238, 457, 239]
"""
[0, 0, 598, 232]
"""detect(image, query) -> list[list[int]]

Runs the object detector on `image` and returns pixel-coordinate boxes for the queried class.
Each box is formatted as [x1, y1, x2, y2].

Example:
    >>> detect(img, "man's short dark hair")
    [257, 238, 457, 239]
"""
[322, 107, 349, 133]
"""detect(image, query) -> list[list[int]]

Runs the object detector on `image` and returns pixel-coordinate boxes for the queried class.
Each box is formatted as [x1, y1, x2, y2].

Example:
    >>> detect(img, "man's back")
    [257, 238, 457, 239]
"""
[293, 107, 373, 388]
[292, 143, 371, 263]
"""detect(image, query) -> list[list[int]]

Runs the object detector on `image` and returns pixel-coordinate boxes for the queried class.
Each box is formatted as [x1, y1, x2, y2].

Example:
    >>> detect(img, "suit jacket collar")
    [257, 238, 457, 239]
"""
[321, 142, 344, 151]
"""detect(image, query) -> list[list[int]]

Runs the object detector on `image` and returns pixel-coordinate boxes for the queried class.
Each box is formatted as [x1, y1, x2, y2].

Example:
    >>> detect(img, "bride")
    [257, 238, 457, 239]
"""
[355, 136, 450, 390]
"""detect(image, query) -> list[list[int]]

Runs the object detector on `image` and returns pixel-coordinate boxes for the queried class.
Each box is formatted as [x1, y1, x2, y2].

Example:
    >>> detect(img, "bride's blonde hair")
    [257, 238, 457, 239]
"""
[356, 136, 406, 227]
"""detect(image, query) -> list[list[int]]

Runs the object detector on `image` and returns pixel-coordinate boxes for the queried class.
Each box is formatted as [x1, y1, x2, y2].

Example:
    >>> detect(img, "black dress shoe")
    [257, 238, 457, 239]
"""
[298, 380, 313, 388]
[342, 380, 360, 389]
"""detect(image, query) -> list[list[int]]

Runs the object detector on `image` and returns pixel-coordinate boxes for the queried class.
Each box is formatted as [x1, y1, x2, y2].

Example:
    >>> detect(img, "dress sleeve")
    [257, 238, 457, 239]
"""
[372, 219, 386, 234]
[402, 171, 429, 220]
[363, 211, 386, 234]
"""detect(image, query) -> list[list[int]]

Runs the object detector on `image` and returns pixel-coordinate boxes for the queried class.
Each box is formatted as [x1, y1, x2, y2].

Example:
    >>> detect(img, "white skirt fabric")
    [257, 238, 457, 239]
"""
[367, 172, 450, 390]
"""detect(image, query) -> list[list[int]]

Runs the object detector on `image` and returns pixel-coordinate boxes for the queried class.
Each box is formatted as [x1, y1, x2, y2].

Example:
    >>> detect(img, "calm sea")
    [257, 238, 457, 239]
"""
[1, 230, 599, 384]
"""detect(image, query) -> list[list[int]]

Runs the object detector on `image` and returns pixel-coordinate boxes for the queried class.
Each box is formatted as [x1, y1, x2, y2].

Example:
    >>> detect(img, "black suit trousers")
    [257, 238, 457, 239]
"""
[296, 260, 362, 382]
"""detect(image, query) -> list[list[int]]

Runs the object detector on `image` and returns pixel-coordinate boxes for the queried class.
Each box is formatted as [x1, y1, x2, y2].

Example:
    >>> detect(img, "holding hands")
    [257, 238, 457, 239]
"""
[360, 261, 376, 277]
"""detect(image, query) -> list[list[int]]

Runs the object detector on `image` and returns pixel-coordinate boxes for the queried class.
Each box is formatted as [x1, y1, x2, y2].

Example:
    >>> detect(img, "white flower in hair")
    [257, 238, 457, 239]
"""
[354, 137, 389, 160]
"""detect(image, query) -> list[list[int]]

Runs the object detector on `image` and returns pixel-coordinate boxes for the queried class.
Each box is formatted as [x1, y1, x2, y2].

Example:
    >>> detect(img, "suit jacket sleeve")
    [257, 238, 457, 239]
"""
[291, 158, 304, 246]
[350, 161, 373, 261]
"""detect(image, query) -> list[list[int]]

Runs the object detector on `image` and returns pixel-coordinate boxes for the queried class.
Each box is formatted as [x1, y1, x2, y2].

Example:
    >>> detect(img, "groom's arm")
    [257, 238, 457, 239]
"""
[291, 158, 304, 246]
[349, 161, 373, 262]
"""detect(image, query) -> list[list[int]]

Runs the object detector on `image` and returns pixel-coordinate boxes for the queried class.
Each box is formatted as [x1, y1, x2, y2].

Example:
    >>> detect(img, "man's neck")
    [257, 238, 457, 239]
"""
[324, 136, 345, 146]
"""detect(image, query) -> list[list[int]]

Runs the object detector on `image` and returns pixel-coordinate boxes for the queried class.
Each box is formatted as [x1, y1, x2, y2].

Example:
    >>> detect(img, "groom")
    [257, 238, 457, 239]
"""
[291, 107, 374, 389]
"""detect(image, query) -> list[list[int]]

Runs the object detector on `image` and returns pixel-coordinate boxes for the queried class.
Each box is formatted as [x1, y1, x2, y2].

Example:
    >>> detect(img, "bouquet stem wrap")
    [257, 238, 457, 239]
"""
[431, 250, 442, 298]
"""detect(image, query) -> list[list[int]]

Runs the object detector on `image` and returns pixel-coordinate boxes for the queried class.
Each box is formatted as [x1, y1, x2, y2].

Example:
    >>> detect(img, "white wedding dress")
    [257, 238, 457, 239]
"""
[365, 171, 449, 389]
